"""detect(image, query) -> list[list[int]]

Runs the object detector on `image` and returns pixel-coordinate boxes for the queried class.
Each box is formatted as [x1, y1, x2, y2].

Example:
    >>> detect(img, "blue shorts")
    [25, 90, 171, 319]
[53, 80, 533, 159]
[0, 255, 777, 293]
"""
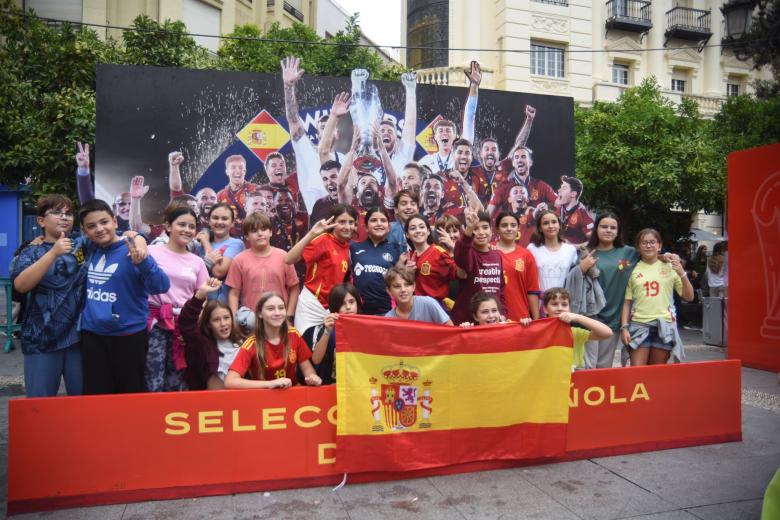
[637, 326, 674, 351]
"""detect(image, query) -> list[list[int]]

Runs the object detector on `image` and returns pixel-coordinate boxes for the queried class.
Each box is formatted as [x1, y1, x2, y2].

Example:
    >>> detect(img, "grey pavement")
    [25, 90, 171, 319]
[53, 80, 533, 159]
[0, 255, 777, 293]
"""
[0, 330, 778, 519]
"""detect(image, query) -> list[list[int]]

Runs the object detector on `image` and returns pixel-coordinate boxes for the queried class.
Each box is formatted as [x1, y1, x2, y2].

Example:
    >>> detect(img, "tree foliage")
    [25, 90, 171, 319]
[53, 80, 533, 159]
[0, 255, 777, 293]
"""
[575, 79, 722, 242]
[217, 15, 404, 80]
[0, 3, 402, 200]
[122, 15, 210, 69]
[0, 0, 118, 197]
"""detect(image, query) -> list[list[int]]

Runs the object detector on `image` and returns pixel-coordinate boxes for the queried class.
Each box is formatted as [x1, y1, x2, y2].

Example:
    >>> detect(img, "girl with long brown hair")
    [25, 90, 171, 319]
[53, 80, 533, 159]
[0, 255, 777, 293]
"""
[225, 292, 321, 389]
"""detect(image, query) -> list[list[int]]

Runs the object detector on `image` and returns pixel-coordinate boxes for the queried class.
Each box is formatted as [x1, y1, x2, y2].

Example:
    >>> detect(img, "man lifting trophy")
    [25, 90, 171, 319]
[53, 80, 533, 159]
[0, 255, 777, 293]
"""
[350, 68, 384, 175]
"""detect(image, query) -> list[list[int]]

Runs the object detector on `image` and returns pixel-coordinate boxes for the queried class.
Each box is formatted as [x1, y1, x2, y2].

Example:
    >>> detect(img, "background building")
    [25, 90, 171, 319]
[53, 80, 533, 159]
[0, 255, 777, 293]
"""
[401, 0, 771, 117]
[17, 0, 396, 62]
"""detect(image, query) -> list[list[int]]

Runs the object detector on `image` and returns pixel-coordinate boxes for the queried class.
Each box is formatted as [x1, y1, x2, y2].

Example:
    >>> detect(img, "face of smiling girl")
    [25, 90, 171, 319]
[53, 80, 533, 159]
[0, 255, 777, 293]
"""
[366, 212, 389, 242]
[167, 214, 197, 249]
[333, 212, 357, 242]
[208, 206, 233, 240]
[406, 217, 430, 246]
[497, 216, 518, 243]
[474, 300, 501, 325]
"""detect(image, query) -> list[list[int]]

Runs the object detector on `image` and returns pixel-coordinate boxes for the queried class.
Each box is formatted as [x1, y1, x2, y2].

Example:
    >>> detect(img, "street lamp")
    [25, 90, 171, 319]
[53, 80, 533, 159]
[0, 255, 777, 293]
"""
[721, 0, 753, 40]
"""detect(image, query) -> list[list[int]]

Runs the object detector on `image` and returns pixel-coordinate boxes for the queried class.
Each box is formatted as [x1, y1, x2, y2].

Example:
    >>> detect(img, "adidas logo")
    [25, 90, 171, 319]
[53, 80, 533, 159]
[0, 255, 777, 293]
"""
[88, 255, 119, 285]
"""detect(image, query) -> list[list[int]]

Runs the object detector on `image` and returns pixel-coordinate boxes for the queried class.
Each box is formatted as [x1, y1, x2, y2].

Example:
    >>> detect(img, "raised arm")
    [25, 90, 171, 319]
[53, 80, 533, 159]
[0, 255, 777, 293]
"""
[375, 124, 399, 199]
[129, 176, 151, 235]
[168, 151, 184, 196]
[672, 259, 695, 302]
[508, 105, 536, 158]
[13, 233, 72, 293]
[400, 72, 417, 149]
[281, 56, 306, 141]
[75, 142, 94, 204]
[338, 127, 360, 205]
[558, 312, 612, 341]
[284, 217, 336, 265]
[319, 92, 350, 164]
[461, 61, 481, 143]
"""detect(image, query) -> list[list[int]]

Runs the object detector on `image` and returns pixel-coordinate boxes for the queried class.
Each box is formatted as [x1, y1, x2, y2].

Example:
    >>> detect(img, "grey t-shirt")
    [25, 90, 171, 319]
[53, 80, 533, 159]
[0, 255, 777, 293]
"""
[385, 296, 451, 324]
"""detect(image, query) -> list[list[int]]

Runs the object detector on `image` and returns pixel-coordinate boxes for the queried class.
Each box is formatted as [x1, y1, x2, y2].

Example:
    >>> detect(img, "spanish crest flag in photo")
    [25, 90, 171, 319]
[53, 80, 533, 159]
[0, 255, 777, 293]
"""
[335, 316, 573, 473]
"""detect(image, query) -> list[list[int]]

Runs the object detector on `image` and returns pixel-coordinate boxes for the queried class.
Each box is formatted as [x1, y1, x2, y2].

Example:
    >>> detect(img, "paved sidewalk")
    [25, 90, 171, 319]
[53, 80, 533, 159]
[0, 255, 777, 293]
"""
[1, 332, 778, 520]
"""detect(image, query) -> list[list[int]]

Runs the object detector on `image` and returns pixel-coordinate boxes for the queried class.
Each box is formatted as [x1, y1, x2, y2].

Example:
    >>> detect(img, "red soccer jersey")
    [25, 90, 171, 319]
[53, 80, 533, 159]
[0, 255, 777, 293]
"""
[270, 212, 310, 252]
[470, 158, 511, 204]
[411, 245, 457, 300]
[229, 331, 312, 384]
[442, 177, 466, 209]
[269, 172, 306, 213]
[216, 182, 259, 220]
[559, 203, 594, 245]
[302, 233, 350, 307]
[500, 244, 540, 321]
[490, 176, 557, 211]
[516, 209, 537, 247]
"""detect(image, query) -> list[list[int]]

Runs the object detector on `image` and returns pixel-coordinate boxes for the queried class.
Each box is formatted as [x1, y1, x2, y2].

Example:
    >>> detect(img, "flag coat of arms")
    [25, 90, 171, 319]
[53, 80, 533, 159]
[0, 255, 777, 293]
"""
[415, 115, 445, 154]
[335, 316, 574, 473]
[236, 109, 290, 161]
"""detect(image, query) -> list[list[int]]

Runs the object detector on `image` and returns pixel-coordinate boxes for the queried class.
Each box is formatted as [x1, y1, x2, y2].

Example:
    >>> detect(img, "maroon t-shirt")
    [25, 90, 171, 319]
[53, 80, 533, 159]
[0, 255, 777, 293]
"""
[451, 233, 505, 325]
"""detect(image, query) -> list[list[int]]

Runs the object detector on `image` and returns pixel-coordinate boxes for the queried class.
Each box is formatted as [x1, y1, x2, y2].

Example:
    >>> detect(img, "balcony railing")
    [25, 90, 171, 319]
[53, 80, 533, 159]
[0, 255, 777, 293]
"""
[605, 0, 652, 35]
[665, 6, 712, 46]
[532, 0, 568, 6]
[283, 1, 304, 21]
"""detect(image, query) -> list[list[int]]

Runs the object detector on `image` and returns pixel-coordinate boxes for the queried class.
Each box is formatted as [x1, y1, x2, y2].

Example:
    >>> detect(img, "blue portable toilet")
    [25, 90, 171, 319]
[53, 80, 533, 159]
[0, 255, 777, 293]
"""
[0, 186, 24, 278]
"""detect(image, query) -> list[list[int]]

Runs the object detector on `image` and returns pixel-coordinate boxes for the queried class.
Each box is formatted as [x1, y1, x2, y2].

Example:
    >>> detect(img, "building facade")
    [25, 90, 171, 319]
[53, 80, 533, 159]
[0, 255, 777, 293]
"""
[18, 0, 395, 62]
[401, 0, 770, 117]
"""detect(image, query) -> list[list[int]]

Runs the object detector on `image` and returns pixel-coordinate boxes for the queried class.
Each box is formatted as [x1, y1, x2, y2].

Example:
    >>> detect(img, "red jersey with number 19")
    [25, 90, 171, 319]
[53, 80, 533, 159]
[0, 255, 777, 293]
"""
[229, 331, 312, 384]
[302, 233, 350, 308]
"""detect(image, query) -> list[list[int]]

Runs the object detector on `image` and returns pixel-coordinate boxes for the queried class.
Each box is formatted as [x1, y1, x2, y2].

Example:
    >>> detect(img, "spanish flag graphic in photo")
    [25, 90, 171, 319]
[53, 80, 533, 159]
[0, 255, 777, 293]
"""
[335, 316, 574, 473]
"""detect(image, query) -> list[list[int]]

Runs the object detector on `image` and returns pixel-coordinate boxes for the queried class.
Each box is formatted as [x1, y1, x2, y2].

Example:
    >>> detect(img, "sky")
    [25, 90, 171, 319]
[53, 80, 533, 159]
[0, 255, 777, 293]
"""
[332, 0, 402, 59]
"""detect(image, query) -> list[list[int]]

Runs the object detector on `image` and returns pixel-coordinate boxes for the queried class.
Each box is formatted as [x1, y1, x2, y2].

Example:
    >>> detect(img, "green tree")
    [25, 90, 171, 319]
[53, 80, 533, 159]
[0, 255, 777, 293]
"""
[711, 94, 780, 153]
[575, 79, 721, 243]
[217, 16, 403, 80]
[123, 15, 210, 68]
[0, 0, 118, 197]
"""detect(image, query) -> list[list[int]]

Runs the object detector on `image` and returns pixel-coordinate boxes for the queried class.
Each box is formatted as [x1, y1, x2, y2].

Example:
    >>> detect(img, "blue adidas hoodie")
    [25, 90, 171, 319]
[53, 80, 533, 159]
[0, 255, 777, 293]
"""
[81, 239, 170, 335]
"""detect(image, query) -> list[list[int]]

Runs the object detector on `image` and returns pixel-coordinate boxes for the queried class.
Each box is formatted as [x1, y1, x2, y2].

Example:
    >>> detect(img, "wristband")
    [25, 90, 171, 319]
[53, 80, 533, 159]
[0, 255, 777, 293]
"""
[620, 324, 630, 330]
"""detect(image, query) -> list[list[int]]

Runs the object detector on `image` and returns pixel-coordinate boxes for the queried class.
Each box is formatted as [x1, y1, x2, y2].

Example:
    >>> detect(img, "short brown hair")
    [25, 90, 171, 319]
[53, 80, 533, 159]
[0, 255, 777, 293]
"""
[435, 214, 461, 231]
[384, 267, 416, 288]
[393, 189, 419, 209]
[433, 119, 456, 133]
[36, 194, 73, 218]
[243, 212, 271, 235]
[543, 287, 571, 306]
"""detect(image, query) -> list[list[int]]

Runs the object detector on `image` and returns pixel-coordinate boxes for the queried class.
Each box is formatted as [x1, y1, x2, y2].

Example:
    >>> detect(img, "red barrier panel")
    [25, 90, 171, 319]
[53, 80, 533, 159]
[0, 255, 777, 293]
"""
[728, 142, 780, 372]
[8, 360, 741, 515]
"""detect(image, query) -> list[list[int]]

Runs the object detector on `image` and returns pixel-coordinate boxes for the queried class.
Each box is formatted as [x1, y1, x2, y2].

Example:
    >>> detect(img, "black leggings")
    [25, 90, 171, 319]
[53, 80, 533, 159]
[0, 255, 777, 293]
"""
[81, 330, 148, 394]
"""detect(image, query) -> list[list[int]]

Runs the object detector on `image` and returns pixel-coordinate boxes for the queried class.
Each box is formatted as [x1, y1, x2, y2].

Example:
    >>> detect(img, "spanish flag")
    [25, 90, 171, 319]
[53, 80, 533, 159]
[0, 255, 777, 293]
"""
[335, 316, 573, 473]
[236, 109, 290, 161]
[415, 115, 444, 154]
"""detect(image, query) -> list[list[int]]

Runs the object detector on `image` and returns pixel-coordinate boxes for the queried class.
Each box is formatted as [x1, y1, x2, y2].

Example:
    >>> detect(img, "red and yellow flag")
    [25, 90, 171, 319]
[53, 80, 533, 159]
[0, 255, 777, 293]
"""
[335, 316, 573, 473]
[236, 109, 290, 161]
[415, 115, 444, 154]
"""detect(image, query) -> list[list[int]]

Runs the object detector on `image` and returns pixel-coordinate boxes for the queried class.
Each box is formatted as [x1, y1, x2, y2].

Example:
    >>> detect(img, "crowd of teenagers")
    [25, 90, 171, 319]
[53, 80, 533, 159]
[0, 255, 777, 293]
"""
[11, 185, 695, 398]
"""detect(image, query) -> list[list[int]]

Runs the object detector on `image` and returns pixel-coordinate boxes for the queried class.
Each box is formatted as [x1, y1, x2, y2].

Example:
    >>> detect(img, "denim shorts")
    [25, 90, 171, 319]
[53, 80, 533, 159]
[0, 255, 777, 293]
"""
[638, 326, 674, 351]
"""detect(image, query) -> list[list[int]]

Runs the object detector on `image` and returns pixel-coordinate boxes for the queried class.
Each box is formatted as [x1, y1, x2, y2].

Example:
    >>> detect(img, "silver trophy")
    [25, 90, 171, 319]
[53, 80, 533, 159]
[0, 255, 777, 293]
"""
[350, 68, 384, 174]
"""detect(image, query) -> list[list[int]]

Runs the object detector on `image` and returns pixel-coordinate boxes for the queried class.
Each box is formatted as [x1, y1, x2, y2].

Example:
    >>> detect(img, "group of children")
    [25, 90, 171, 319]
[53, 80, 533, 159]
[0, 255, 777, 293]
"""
[11, 188, 693, 397]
